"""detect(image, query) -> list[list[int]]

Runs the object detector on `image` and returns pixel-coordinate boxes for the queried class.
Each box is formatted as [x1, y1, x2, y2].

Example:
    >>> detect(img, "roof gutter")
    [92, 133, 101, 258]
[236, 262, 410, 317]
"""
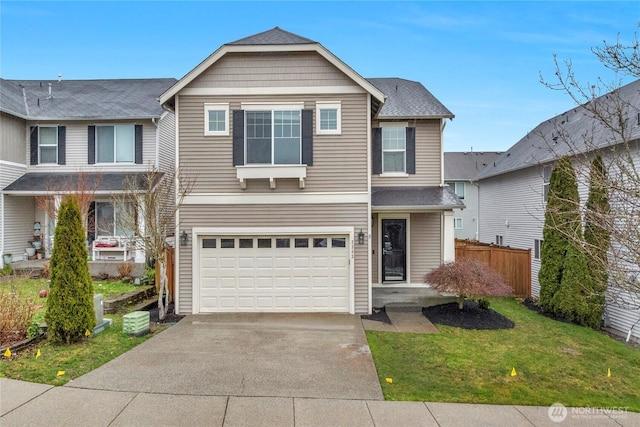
[372, 204, 465, 212]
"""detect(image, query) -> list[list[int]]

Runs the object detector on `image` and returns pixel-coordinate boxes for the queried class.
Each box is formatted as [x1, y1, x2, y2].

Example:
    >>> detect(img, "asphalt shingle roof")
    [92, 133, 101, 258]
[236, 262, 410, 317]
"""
[477, 78, 640, 180]
[444, 152, 503, 181]
[372, 186, 464, 209]
[227, 27, 316, 45]
[368, 78, 454, 119]
[3, 172, 161, 194]
[0, 78, 176, 120]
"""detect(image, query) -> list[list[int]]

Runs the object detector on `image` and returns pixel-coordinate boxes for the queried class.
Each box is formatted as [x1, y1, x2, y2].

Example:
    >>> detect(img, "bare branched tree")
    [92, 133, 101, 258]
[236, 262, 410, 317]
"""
[113, 167, 194, 320]
[539, 32, 640, 310]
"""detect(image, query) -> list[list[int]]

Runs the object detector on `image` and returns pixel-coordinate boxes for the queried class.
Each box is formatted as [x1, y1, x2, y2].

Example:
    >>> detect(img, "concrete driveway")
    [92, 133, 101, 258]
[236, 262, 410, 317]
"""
[67, 313, 383, 400]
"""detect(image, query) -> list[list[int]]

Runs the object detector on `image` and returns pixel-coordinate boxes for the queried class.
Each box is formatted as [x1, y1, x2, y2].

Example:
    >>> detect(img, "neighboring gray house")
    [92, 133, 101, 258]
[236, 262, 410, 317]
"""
[160, 27, 462, 315]
[477, 79, 640, 341]
[0, 78, 176, 266]
[444, 151, 502, 240]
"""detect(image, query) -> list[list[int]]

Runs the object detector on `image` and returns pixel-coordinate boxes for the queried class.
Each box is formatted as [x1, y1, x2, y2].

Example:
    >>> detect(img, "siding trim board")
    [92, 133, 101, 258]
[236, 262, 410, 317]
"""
[184, 192, 369, 205]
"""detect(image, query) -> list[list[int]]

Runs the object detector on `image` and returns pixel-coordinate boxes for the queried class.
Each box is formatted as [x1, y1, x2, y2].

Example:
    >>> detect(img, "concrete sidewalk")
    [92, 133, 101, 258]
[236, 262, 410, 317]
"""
[2, 378, 638, 427]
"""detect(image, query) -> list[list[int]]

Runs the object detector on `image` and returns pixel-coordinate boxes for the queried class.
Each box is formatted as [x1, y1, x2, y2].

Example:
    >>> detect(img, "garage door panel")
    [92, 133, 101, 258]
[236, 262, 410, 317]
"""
[198, 234, 350, 312]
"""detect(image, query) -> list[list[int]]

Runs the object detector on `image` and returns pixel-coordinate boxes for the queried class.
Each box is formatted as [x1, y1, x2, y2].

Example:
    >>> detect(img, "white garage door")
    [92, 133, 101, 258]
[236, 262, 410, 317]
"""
[198, 235, 350, 312]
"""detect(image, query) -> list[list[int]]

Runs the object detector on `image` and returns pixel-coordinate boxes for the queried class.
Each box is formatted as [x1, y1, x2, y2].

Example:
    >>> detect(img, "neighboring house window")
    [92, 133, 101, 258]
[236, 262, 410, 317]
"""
[95, 201, 135, 236]
[543, 165, 552, 202]
[534, 239, 543, 260]
[96, 125, 135, 163]
[382, 126, 406, 173]
[38, 126, 58, 164]
[246, 110, 301, 164]
[454, 182, 465, 199]
[496, 235, 503, 246]
[454, 218, 463, 229]
[204, 103, 229, 136]
[316, 102, 341, 134]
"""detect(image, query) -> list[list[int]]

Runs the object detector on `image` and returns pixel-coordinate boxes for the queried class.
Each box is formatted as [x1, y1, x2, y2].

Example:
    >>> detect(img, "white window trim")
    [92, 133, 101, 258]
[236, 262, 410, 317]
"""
[316, 101, 341, 135]
[204, 103, 229, 136]
[380, 122, 408, 175]
[95, 124, 135, 164]
[454, 218, 463, 229]
[38, 125, 58, 165]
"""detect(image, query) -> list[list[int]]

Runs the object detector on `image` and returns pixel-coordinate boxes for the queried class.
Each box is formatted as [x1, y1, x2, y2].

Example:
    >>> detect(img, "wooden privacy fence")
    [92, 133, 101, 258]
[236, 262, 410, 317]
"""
[455, 239, 531, 298]
[155, 246, 175, 302]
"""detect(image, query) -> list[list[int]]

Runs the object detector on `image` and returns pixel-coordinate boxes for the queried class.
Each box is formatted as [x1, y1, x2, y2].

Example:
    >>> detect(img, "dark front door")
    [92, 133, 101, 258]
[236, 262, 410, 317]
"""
[382, 219, 406, 282]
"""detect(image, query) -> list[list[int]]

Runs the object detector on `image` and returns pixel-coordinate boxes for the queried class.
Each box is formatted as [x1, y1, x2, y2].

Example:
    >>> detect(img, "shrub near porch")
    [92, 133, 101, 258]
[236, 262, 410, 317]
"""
[366, 298, 640, 411]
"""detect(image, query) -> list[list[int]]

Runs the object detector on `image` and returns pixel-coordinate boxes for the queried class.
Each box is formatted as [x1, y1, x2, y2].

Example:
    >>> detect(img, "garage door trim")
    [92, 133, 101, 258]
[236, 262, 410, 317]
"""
[192, 227, 355, 314]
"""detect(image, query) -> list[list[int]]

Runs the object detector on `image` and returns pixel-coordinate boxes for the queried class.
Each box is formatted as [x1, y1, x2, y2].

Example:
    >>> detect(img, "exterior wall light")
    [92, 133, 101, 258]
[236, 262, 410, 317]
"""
[180, 230, 188, 247]
[358, 229, 365, 245]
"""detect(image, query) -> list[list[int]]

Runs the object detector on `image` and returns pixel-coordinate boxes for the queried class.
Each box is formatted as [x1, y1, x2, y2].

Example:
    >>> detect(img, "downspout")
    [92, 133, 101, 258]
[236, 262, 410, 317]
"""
[1, 193, 5, 267]
[440, 119, 446, 186]
[470, 179, 480, 240]
[627, 315, 640, 342]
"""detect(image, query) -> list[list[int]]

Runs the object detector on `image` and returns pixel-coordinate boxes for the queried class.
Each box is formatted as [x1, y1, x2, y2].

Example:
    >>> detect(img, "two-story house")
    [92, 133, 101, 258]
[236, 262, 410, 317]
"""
[160, 28, 462, 315]
[0, 78, 176, 267]
[444, 151, 502, 240]
[477, 79, 640, 342]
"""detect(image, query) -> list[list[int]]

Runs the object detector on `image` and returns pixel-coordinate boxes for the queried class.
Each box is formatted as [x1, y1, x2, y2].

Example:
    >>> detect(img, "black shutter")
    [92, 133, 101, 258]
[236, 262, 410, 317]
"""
[88, 126, 96, 164]
[30, 126, 38, 165]
[57, 126, 66, 165]
[406, 127, 416, 174]
[232, 110, 244, 166]
[302, 109, 313, 166]
[372, 128, 382, 174]
[135, 124, 143, 164]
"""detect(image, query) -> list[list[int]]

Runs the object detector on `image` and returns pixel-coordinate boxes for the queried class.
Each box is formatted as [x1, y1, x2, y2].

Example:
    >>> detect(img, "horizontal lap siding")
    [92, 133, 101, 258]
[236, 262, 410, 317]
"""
[26, 120, 157, 172]
[177, 203, 369, 314]
[1, 112, 27, 164]
[3, 195, 35, 258]
[479, 168, 545, 296]
[371, 119, 442, 187]
[178, 94, 369, 193]
[409, 213, 441, 283]
[189, 52, 357, 88]
[158, 112, 176, 174]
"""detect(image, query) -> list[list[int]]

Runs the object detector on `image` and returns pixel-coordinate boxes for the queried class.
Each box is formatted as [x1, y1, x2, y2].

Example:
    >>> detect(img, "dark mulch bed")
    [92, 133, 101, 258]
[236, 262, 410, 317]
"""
[147, 302, 185, 324]
[423, 300, 515, 330]
[361, 307, 392, 324]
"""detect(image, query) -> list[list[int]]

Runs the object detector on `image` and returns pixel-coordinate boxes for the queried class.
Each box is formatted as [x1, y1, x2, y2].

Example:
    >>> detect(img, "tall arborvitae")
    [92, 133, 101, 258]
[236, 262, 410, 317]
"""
[45, 196, 95, 344]
[539, 157, 582, 312]
[584, 155, 610, 292]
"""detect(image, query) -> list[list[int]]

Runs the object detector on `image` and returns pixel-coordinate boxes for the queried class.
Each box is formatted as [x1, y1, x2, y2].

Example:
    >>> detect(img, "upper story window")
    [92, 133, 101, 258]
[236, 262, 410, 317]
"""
[316, 101, 341, 134]
[38, 126, 58, 164]
[204, 103, 229, 136]
[246, 109, 301, 165]
[543, 165, 552, 202]
[382, 126, 406, 173]
[96, 125, 135, 163]
[372, 124, 415, 176]
[454, 218, 463, 229]
[454, 182, 465, 199]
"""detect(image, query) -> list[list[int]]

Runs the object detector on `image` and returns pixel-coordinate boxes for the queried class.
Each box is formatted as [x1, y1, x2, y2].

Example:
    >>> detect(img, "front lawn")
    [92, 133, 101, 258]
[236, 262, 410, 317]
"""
[367, 298, 640, 411]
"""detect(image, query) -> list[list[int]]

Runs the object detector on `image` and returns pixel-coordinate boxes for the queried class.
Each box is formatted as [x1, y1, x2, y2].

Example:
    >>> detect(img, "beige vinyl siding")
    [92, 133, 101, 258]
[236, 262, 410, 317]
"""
[178, 94, 369, 193]
[26, 120, 158, 173]
[188, 52, 360, 89]
[371, 212, 442, 284]
[2, 195, 35, 259]
[1, 112, 27, 164]
[158, 112, 175, 174]
[371, 119, 442, 187]
[409, 212, 442, 283]
[177, 202, 369, 314]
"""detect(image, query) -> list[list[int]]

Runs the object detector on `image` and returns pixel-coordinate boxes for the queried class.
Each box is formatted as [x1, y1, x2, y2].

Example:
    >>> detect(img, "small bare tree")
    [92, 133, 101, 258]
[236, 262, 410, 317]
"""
[539, 32, 640, 311]
[113, 167, 193, 320]
[425, 258, 513, 310]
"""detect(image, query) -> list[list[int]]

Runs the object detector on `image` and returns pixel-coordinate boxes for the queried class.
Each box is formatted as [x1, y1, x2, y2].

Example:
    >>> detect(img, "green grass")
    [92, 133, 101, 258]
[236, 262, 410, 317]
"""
[0, 315, 162, 385]
[367, 298, 640, 411]
[1, 276, 164, 385]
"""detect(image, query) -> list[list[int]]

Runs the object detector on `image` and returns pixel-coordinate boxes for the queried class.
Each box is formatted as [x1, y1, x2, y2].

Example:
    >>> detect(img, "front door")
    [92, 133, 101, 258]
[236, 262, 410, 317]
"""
[382, 219, 406, 282]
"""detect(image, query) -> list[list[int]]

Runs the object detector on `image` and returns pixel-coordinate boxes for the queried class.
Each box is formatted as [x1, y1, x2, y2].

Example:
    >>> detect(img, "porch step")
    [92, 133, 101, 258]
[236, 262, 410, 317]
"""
[385, 302, 423, 313]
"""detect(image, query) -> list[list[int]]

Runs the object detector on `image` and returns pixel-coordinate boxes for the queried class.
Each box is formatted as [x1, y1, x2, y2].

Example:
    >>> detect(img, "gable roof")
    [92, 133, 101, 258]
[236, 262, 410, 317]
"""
[368, 78, 454, 119]
[160, 27, 385, 105]
[228, 26, 316, 45]
[477, 78, 640, 180]
[0, 78, 176, 120]
[444, 151, 503, 180]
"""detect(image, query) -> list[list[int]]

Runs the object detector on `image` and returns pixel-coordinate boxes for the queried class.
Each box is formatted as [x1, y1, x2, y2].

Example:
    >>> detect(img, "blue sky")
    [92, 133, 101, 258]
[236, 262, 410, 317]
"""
[1, 1, 638, 151]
